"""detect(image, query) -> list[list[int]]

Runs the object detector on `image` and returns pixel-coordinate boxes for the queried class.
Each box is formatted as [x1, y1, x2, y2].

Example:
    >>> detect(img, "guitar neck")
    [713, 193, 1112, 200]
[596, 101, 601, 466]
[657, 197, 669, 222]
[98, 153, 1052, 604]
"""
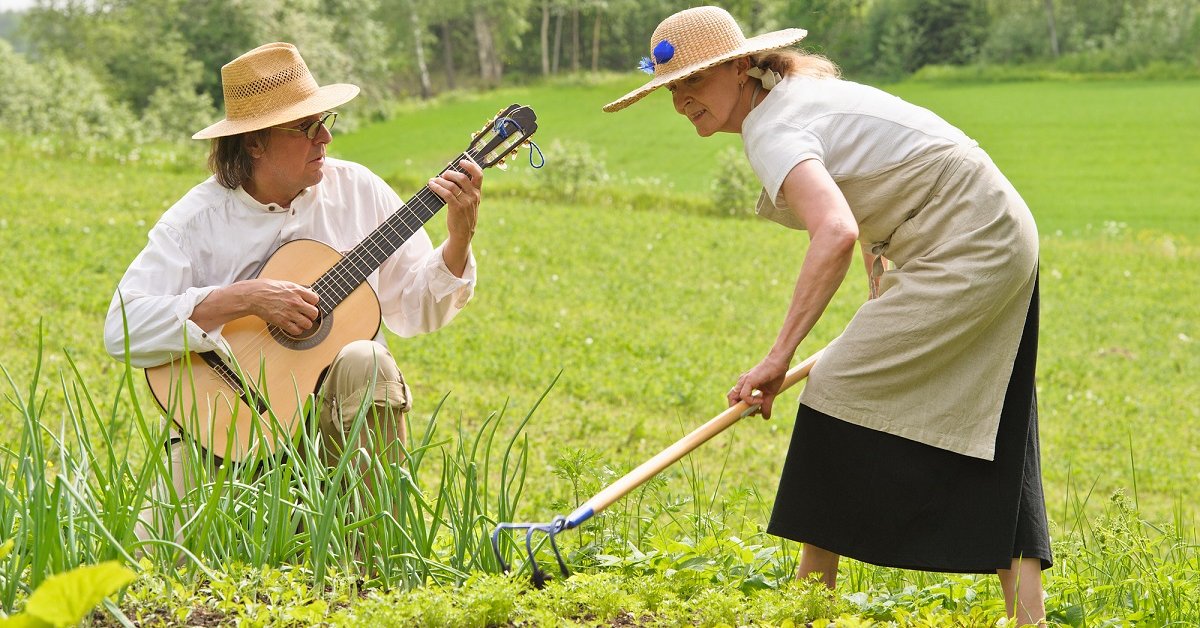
[310, 151, 475, 314]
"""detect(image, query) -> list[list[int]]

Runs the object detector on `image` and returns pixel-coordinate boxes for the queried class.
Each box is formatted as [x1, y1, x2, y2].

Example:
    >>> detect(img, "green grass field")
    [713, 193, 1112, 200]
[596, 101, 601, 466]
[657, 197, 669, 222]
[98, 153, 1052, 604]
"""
[335, 76, 1200, 519]
[337, 76, 1200, 235]
[0, 77, 1197, 625]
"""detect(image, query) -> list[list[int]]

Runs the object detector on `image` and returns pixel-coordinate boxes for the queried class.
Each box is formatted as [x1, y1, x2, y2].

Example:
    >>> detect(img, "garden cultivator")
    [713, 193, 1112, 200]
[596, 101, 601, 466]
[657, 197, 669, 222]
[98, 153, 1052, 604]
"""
[491, 349, 823, 587]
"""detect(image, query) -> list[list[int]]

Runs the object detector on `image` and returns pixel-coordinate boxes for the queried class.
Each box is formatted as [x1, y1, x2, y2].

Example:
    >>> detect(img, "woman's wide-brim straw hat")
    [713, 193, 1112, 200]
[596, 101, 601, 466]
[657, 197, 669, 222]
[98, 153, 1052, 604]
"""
[193, 42, 360, 140]
[603, 6, 806, 113]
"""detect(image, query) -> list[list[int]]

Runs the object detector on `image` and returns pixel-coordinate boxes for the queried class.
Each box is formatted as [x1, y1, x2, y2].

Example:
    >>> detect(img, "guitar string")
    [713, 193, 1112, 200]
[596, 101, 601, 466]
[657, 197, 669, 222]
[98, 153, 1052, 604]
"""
[323, 165, 466, 302]
[192, 115, 533, 434]
[232, 159, 470, 361]
[310, 112, 532, 305]
[298, 140, 514, 310]
[231, 138, 508, 362]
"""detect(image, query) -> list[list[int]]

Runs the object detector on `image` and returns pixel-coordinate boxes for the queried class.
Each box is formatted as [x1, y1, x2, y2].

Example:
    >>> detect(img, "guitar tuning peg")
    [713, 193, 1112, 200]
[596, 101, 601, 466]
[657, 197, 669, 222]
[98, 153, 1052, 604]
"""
[496, 160, 508, 171]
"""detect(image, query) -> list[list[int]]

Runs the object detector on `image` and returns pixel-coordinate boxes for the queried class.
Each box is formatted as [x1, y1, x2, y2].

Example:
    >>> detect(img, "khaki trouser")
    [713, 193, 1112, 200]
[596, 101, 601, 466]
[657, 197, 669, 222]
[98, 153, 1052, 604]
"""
[133, 340, 411, 547]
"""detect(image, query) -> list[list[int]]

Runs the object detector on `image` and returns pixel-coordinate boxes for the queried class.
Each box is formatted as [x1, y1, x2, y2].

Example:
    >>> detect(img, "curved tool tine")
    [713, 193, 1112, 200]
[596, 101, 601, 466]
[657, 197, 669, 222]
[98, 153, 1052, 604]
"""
[491, 517, 573, 590]
[546, 516, 570, 578]
[492, 521, 541, 574]
[525, 526, 548, 588]
[490, 523, 514, 573]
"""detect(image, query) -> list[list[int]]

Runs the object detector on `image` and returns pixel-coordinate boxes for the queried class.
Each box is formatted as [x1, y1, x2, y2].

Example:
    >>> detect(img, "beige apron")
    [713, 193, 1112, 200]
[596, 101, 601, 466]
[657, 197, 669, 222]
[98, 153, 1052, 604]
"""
[756, 143, 1038, 460]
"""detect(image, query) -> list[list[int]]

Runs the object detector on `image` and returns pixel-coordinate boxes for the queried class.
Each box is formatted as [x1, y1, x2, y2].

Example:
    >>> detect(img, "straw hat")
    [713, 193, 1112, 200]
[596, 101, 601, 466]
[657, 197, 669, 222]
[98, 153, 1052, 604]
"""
[193, 42, 360, 140]
[603, 6, 806, 113]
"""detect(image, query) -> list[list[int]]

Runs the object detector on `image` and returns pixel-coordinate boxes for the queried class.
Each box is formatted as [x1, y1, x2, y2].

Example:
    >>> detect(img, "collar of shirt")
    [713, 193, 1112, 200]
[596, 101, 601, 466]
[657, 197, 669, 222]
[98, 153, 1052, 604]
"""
[233, 185, 310, 214]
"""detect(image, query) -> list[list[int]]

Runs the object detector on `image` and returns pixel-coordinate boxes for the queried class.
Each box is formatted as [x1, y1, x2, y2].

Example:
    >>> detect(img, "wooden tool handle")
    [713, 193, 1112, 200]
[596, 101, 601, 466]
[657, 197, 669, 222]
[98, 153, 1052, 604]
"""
[564, 349, 823, 528]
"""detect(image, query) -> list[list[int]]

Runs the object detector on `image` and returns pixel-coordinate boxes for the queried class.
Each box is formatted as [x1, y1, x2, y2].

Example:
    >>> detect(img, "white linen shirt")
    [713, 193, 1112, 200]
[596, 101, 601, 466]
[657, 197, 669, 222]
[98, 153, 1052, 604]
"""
[104, 157, 475, 368]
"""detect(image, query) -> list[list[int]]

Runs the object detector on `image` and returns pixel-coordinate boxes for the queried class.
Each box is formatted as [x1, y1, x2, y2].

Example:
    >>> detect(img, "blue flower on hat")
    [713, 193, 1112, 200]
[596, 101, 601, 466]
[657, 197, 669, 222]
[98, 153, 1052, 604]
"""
[637, 39, 676, 75]
[653, 40, 675, 65]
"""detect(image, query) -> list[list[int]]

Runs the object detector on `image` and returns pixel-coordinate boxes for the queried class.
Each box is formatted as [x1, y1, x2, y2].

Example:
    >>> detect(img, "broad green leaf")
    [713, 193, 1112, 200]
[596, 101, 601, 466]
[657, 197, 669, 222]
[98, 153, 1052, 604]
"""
[1061, 604, 1086, 628]
[0, 614, 52, 628]
[23, 561, 136, 628]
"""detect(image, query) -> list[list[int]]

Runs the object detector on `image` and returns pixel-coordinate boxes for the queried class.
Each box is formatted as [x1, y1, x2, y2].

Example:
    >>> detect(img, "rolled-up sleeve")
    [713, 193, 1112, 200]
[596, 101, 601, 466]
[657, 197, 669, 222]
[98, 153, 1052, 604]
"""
[104, 224, 226, 367]
[374, 230, 472, 336]
[376, 231, 476, 338]
[354, 167, 476, 338]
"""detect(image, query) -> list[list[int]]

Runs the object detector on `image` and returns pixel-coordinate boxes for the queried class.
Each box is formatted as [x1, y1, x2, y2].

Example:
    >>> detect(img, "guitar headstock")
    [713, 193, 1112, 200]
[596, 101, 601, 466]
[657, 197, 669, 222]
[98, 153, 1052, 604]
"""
[468, 104, 539, 170]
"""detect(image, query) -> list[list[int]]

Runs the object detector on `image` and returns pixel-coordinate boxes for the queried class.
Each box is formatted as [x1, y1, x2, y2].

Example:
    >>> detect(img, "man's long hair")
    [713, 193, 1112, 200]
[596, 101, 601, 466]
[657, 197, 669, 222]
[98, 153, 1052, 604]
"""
[207, 130, 270, 189]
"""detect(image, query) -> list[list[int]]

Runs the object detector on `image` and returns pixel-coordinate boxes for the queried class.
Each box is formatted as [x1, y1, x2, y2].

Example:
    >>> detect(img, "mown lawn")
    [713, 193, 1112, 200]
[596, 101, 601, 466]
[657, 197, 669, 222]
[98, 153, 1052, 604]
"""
[0, 77, 1197, 625]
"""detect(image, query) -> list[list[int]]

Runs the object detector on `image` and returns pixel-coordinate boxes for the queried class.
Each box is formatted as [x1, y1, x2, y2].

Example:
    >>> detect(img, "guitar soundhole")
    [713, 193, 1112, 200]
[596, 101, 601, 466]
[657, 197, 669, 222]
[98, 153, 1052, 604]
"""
[270, 312, 333, 350]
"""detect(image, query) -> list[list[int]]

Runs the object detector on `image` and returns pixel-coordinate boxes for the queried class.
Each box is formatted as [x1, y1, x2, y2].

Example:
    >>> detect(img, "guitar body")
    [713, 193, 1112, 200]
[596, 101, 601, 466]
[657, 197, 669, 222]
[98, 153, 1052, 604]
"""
[145, 239, 381, 460]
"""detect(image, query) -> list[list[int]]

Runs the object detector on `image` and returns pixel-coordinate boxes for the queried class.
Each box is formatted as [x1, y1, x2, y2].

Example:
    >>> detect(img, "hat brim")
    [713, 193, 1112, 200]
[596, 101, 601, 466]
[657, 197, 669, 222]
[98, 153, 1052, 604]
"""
[602, 29, 807, 113]
[192, 83, 361, 140]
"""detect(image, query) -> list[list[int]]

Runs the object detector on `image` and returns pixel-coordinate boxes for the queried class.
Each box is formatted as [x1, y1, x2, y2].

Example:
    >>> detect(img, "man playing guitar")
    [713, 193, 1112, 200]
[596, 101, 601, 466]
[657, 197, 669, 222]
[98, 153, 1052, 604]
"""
[105, 42, 483, 544]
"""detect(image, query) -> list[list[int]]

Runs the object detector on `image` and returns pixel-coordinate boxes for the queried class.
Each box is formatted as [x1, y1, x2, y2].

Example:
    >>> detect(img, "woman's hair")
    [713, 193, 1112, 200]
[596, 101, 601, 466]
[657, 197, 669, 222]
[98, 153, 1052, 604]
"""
[750, 50, 840, 79]
[207, 130, 270, 189]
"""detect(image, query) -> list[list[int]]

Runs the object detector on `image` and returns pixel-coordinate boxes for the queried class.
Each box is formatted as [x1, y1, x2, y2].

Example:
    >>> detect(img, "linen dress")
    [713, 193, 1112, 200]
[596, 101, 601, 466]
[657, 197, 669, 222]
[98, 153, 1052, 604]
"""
[741, 76, 1051, 572]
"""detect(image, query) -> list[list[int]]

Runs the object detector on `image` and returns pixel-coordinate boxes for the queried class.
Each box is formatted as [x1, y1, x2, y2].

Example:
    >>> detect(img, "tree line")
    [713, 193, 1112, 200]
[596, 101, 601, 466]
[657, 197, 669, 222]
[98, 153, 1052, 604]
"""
[0, 0, 1196, 142]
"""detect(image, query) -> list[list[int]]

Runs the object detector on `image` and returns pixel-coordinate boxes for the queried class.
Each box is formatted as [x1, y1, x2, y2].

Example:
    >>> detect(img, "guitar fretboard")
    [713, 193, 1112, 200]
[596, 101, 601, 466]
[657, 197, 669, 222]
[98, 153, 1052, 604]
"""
[310, 151, 477, 313]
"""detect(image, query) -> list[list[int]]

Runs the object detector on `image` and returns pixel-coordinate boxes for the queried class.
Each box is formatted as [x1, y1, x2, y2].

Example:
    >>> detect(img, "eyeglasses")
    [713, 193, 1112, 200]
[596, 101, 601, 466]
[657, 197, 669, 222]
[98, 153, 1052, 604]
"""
[270, 111, 338, 140]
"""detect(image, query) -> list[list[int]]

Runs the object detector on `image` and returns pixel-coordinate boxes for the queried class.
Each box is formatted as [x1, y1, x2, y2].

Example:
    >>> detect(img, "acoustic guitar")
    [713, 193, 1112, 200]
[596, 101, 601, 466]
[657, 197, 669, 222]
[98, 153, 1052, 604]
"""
[146, 104, 538, 461]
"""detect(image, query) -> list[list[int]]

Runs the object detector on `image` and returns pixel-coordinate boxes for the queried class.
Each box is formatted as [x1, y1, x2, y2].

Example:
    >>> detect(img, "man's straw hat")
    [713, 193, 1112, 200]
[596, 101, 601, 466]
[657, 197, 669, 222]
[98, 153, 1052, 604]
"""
[603, 6, 806, 113]
[193, 42, 360, 140]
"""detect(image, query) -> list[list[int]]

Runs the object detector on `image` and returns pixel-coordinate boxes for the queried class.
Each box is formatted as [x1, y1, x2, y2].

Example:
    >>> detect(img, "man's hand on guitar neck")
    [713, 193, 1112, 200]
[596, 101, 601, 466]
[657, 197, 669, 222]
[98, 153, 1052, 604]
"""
[191, 278, 320, 337]
[428, 158, 484, 278]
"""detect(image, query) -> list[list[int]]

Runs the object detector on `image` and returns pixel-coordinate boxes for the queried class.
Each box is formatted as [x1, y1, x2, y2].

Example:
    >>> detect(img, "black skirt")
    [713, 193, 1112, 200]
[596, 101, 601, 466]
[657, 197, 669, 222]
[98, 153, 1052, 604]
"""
[767, 280, 1051, 573]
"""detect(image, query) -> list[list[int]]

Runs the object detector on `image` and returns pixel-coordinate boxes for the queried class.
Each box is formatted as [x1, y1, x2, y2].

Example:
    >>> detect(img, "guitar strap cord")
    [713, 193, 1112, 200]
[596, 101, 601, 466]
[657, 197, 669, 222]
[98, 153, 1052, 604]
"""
[497, 117, 545, 169]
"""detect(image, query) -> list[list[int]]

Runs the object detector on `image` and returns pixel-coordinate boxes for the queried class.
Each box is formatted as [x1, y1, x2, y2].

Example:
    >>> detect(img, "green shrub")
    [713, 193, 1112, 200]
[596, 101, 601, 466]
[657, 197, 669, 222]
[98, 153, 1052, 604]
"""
[909, 61, 1200, 83]
[0, 40, 220, 144]
[1054, 0, 1199, 73]
[710, 145, 759, 218]
[872, 12, 923, 79]
[538, 138, 610, 201]
[141, 82, 217, 143]
[0, 40, 136, 142]
[980, 8, 1053, 64]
